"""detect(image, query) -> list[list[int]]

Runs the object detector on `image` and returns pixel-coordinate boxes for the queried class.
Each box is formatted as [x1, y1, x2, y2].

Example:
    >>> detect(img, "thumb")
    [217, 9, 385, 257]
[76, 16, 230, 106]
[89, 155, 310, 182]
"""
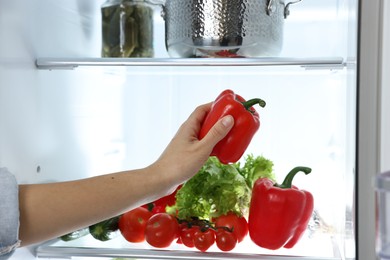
[200, 115, 234, 149]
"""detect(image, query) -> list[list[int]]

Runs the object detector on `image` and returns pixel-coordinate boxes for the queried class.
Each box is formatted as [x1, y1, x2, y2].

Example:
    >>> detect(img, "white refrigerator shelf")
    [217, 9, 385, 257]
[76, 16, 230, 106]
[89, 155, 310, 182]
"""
[34, 57, 347, 70]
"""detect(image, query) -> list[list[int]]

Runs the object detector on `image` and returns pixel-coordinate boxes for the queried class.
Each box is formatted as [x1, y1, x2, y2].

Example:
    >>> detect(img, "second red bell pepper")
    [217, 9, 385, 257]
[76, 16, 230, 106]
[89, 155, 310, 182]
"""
[248, 166, 314, 250]
[199, 89, 266, 164]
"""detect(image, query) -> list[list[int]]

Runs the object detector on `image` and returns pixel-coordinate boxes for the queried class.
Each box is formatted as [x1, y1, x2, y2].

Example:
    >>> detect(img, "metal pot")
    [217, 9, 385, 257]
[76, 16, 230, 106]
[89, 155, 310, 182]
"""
[162, 0, 302, 57]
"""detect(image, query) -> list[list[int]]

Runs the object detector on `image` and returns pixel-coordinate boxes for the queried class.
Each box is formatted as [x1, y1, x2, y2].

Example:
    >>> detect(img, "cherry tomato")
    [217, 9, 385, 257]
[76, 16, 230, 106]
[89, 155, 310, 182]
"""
[145, 213, 179, 248]
[180, 226, 197, 248]
[215, 229, 237, 251]
[119, 207, 153, 243]
[193, 227, 215, 252]
[214, 212, 248, 243]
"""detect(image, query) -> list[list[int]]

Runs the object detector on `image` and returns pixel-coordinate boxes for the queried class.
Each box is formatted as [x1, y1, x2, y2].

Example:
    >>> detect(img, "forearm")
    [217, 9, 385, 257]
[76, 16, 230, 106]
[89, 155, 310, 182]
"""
[18, 165, 174, 246]
[17, 103, 234, 247]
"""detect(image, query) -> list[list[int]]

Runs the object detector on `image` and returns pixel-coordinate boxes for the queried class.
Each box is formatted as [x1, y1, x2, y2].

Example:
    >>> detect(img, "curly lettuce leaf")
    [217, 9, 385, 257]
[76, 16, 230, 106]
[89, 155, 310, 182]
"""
[234, 154, 275, 189]
[167, 155, 274, 221]
[168, 157, 251, 221]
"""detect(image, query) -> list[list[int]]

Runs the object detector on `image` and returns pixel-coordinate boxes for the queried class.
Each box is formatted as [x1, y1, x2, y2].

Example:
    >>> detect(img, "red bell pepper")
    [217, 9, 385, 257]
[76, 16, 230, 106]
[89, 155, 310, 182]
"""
[142, 185, 182, 214]
[214, 50, 245, 58]
[248, 166, 314, 250]
[199, 89, 266, 164]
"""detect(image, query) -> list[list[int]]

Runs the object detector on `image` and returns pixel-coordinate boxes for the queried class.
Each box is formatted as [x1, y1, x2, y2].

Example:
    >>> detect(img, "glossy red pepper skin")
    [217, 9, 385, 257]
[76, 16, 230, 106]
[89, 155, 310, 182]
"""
[248, 167, 314, 250]
[199, 89, 265, 164]
[142, 185, 182, 213]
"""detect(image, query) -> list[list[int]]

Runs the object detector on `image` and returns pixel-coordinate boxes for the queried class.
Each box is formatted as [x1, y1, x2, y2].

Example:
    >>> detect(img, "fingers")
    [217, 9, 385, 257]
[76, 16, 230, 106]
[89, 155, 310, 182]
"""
[200, 115, 234, 149]
[189, 103, 212, 128]
[173, 103, 211, 139]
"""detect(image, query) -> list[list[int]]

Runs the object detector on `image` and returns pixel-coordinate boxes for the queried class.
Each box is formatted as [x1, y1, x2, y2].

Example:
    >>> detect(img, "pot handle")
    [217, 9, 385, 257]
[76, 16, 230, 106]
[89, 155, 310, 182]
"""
[266, 0, 303, 18]
[144, 0, 166, 20]
[284, 0, 303, 18]
[266, 0, 275, 16]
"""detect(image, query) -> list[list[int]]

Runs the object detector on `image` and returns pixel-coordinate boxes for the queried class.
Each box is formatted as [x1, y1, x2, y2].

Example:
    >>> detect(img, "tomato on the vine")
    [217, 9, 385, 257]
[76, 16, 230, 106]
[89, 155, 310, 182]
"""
[215, 229, 237, 251]
[119, 207, 152, 243]
[193, 227, 215, 252]
[214, 212, 248, 243]
[145, 213, 179, 248]
[180, 226, 197, 248]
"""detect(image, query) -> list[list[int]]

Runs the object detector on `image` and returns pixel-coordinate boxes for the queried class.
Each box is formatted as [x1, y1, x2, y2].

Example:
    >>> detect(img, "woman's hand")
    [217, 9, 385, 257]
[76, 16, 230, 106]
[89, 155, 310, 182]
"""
[151, 103, 234, 187]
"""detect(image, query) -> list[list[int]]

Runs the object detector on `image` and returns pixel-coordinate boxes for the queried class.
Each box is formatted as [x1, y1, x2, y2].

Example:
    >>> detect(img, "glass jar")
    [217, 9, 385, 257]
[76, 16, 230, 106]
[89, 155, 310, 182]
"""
[101, 0, 154, 57]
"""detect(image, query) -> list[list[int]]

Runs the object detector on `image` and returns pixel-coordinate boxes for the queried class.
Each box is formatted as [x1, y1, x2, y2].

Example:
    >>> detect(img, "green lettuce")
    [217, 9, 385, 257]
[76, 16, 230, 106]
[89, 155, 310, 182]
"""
[234, 154, 275, 189]
[167, 155, 274, 221]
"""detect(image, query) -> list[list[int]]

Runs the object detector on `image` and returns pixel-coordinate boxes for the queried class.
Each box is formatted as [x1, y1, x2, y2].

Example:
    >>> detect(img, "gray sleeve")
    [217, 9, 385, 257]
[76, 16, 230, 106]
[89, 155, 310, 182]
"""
[0, 168, 21, 259]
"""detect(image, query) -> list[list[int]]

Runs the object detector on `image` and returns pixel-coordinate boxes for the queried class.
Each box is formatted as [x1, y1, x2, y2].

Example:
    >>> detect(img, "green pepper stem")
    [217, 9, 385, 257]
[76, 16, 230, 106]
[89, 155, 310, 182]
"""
[241, 98, 266, 111]
[275, 166, 312, 189]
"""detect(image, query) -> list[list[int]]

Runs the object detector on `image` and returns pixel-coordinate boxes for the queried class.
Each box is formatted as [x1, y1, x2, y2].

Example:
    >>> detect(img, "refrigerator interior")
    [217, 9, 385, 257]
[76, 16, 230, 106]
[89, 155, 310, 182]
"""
[0, 0, 358, 259]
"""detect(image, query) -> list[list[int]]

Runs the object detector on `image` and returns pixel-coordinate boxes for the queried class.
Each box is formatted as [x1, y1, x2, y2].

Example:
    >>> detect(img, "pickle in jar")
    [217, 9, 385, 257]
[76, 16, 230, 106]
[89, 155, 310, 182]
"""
[101, 0, 154, 58]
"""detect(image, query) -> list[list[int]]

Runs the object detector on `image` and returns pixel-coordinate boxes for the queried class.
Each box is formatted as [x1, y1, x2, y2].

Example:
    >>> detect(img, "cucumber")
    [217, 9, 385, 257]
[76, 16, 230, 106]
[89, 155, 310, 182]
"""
[60, 228, 89, 242]
[89, 216, 120, 241]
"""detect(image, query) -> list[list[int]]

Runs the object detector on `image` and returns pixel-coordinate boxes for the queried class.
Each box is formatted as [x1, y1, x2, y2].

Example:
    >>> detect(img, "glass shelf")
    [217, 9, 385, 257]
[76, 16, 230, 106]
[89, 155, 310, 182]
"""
[35, 232, 348, 260]
[35, 57, 346, 70]
[35, 246, 340, 260]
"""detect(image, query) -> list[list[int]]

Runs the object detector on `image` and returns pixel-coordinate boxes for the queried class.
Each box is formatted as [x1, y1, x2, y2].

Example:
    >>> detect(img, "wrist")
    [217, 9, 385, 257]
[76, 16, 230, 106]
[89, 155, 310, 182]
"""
[145, 161, 181, 199]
